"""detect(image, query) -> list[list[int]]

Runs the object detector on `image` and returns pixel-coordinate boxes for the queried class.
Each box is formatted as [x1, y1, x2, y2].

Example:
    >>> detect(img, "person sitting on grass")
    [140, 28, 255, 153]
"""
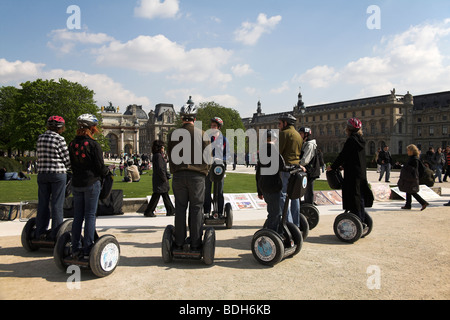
[123, 159, 140, 182]
[0, 167, 30, 180]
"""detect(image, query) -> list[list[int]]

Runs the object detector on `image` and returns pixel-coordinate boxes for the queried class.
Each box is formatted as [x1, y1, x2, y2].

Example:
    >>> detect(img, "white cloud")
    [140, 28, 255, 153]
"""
[234, 13, 282, 46]
[231, 64, 254, 77]
[270, 81, 290, 94]
[0, 58, 44, 83]
[47, 29, 115, 54]
[134, 0, 180, 19]
[95, 34, 233, 86]
[0, 58, 150, 108]
[298, 19, 450, 96]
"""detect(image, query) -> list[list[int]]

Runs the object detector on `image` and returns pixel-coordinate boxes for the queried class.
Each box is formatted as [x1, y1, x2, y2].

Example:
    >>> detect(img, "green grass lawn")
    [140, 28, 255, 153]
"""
[0, 171, 333, 203]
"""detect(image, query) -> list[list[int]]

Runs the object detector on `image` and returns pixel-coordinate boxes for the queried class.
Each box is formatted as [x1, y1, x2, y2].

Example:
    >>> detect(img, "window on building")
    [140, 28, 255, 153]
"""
[418, 127, 422, 137]
[398, 141, 403, 155]
[430, 126, 434, 136]
[443, 126, 448, 135]
[371, 109, 375, 116]
[398, 121, 403, 134]
[381, 108, 385, 115]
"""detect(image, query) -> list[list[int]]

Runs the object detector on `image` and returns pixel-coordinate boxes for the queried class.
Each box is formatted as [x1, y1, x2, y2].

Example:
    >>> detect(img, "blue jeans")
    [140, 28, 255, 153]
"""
[379, 163, 391, 182]
[36, 173, 67, 239]
[263, 191, 282, 231]
[434, 165, 443, 182]
[72, 180, 101, 255]
[280, 172, 300, 227]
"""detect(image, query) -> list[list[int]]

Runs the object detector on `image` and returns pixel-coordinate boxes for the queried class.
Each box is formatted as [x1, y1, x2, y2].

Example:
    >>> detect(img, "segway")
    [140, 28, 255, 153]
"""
[54, 230, 120, 278]
[300, 203, 320, 230]
[333, 211, 373, 243]
[326, 168, 373, 243]
[21, 218, 73, 252]
[204, 162, 233, 229]
[162, 225, 216, 265]
[22, 172, 74, 252]
[251, 165, 307, 266]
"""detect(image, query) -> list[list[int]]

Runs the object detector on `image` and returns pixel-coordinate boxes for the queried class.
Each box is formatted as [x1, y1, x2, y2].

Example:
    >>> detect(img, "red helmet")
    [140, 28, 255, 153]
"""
[47, 116, 65, 128]
[347, 118, 362, 131]
[211, 117, 224, 128]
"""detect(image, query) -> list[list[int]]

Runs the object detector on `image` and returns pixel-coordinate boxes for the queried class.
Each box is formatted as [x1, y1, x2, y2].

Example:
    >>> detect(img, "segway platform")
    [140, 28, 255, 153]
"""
[21, 218, 73, 252]
[333, 211, 373, 243]
[204, 163, 233, 229]
[162, 225, 216, 265]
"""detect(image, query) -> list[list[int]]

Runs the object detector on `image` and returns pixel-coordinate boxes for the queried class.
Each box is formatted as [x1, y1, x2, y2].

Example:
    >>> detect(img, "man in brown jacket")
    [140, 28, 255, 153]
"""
[168, 97, 211, 249]
[278, 113, 303, 227]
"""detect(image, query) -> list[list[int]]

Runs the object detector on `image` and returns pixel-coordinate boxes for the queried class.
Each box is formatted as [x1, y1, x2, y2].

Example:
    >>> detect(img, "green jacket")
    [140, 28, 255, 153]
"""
[279, 125, 303, 165]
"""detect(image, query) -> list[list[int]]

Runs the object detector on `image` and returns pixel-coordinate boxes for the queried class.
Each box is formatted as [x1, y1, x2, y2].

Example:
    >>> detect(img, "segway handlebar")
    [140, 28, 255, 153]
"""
[282, 165, 304, 175]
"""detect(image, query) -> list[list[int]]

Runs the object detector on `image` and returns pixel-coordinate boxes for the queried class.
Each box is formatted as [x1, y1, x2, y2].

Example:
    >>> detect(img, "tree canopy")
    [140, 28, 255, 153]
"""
[0, 78, 101, 155]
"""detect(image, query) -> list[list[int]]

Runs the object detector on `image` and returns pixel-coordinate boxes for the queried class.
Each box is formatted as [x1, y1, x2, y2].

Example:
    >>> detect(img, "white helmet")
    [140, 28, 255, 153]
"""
[77, 114, 98, 128]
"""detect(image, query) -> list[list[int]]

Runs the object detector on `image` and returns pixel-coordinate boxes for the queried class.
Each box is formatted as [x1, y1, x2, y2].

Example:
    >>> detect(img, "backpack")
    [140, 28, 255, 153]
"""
[419, 166, 434, 187]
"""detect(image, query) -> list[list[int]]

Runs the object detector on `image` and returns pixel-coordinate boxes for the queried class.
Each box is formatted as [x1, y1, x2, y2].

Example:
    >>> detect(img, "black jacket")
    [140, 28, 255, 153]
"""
[152, 152, 170, 194]
[331, 133, 371, 212]
[68, 135, 109, 188]
[256, 143, 284, 196]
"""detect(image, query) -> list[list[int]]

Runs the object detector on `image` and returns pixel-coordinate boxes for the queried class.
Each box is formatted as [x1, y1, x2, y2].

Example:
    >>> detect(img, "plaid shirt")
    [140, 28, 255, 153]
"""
[36, 130, 71, 173]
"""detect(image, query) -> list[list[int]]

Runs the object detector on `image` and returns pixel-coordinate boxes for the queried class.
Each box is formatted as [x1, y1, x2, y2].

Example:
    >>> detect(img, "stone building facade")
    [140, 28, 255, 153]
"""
[243, 89, 450, 156]
[100, 102, 177, 156]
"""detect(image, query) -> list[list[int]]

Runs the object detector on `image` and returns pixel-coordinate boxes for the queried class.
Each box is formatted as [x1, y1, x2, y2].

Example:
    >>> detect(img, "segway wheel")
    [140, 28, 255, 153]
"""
[89, 235, 120, 278]
[224, 203, 233, 229]
[202, 228, 216, 265]
[286, 222, 303, 257]
[21, 218, 39, 252]
[299, 214, 309, 240]
[333, 212, 363, 243]
[54, 231, 72, 271]
[162, 225, 175, 263]
[251, 229, 284, 266]
[55, 219, 73, 240]
[300, 203, 320, 230]
[361, 213, 373, 238]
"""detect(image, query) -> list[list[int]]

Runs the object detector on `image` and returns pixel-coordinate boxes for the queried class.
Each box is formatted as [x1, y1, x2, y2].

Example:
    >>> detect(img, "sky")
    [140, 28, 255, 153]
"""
[1, 0, 450, 118]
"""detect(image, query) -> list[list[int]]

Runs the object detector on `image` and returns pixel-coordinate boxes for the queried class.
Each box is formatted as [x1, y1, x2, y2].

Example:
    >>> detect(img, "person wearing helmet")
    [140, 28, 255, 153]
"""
[203, 117, 231, 217]
[35, 116, 71, 241]
[68, 114, 109, 260]
[278, 113, 303, 227]
[299, 127, 320, 204]
[168, 97, 211, 250]
[256, 129, 285, 231]
[327, 118, 372, 225]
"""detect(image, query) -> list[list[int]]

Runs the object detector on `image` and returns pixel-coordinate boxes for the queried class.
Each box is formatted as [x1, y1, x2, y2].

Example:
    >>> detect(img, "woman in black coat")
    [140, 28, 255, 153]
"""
[144, 140, 175, 217]
[399, 144, 429, 211]
[327, 118, 372, 224]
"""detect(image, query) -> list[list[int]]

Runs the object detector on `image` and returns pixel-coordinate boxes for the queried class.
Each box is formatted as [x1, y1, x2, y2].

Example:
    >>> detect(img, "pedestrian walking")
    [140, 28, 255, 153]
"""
[144, 140, 174, 217]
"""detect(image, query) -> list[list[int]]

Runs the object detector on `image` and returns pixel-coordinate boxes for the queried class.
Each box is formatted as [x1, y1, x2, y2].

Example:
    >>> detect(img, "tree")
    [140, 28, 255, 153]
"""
[197, 101, 245, 133]
[0, 78, 103, 154]
[0, 86, 20, 156]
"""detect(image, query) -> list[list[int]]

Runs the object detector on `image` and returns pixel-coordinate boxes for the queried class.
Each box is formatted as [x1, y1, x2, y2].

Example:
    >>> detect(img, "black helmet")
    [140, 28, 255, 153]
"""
[278, 113, 296, 125]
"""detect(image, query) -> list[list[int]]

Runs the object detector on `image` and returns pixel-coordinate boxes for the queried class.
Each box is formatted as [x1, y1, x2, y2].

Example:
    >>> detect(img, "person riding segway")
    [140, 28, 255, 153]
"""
[54, 114, 120, 277]
[327, 118, 374, 243]
[162, 97, 216, 265]
[252, 155, 307, 266]
[23, 116, 72, 252]
[298, 127, 321, 230]
[204, 117, 233, 228]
